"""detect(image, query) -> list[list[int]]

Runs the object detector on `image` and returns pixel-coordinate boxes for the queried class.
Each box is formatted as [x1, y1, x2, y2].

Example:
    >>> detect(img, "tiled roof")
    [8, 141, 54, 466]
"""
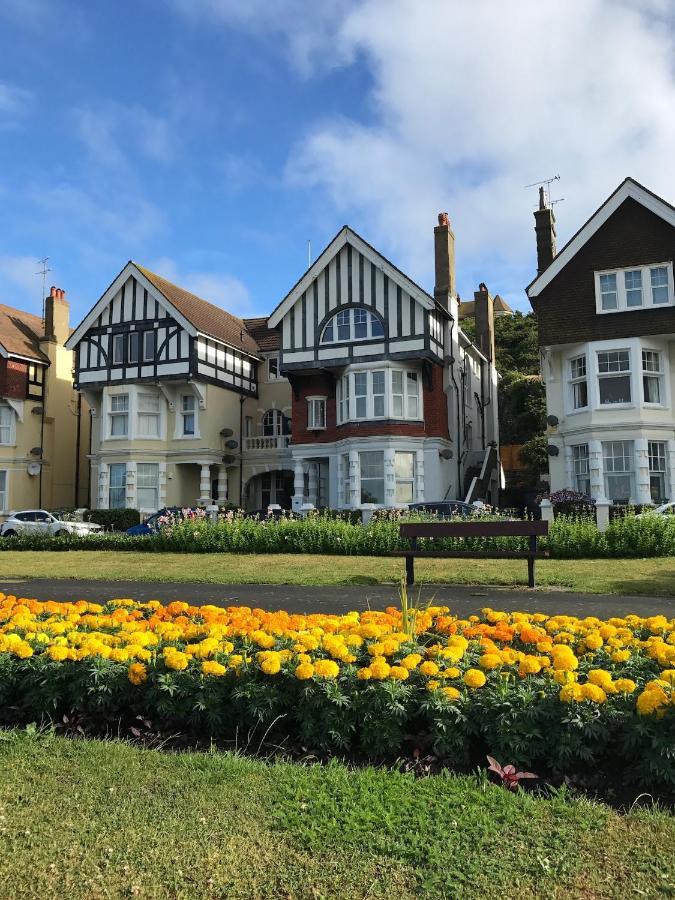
[243, 316, 280, 352]
[136, 265, 261, 357]
[0, 303, 49, 362]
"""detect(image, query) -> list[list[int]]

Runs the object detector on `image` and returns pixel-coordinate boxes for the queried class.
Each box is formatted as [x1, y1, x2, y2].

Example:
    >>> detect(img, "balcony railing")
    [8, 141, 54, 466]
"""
[243, 435, 291, 451]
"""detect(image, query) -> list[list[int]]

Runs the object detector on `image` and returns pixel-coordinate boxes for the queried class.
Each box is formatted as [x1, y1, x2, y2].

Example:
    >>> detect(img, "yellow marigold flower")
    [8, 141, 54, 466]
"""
[587, 669, 616, 693]
[314, 659, 339, 679]
[260, 654, 282, 675]
[356, 667, 372, 680]
[580, 683, 607, 703]
[419, 661, 439, 677]
[551, 646, 579, 672]
[611, 649, 631, 663]
[479, 653, 502, 671]
[559, 683, 584, 702]
[584, 632, 603, 651]
[127, 662, 148, 685]
[201, 660, 226, 676]
[463, 669, 486, 689]
[12, 641, 33, 659]
[426, 679, 440, 691]
[389, 665, 409, 681]
[518, 655, 542, 677]
[228, 654, 243, 668]
[381, 639, 400, 656]
[442, 687, 461, 701]
[614, 678, 637, 693]
[46, 645, 69, 662]
[660, 669, 675, 685]
[401, 653, 422, 670]
[637, 686, 669, 715]
[295, 662, 314, 680]
[367, 642, 386, 657]
[163, 650, 189, 671]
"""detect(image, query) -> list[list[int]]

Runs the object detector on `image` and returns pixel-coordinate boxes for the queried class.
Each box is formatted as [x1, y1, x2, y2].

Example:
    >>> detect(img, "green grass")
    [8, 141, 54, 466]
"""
[1, 550, 675, 594]
[0, 730, 672, 899]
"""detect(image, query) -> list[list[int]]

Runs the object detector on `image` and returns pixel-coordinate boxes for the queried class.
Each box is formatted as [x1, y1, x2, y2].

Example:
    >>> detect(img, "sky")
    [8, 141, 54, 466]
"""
[1, 0, 674, 327]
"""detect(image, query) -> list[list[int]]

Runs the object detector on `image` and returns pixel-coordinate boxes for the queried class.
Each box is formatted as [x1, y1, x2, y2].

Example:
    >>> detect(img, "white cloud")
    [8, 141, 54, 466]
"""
[277, 0, 675, 306]
[0, 254, 55, 312]
[73, 103, 173, 169]
[148, 257, 253, 316]
[0, 81, 33, 128]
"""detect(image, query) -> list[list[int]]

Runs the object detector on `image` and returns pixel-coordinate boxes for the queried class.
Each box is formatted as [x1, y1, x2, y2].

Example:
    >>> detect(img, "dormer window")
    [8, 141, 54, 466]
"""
[595, 263, 674, 313]
[320, 307, 385, 344]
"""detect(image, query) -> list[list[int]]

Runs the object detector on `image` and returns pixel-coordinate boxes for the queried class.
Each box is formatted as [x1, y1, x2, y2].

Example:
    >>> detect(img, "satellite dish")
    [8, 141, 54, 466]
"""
[225, 439, 239, 450]
[27, 462, 41, 476]
[222, 454, 236, 465]
[546, 414, 559, 427]
[220, 428, 234, 437]
[439, 448, 454, 460]
[547, 445, 560, 457]
[30, 447, 43, 457]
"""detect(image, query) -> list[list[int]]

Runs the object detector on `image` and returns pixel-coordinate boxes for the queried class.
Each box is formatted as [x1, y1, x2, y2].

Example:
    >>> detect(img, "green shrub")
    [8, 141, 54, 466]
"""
[83, 509, 141, 531]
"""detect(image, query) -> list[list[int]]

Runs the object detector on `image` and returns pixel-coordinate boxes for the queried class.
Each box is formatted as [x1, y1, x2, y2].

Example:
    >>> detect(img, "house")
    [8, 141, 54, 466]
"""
[527, 178, 675, 505]
[266, 215, 500, 510]
[458, 293, 514, 322]
[66, 214, 500, 514]
[0, 287, 89, 515]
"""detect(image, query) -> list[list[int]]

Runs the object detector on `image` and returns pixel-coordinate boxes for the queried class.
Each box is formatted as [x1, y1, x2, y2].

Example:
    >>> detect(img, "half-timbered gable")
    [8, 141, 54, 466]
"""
[268, 227, 449, 371]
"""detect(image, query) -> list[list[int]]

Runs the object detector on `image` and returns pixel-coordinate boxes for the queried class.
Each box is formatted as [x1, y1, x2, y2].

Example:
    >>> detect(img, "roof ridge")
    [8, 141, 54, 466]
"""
[135, 263, 248, 325]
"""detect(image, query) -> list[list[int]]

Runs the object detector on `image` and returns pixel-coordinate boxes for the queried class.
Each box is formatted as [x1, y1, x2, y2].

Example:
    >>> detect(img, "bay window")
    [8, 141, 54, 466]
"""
[137, 392, 161, 437]
[569, 355, 588, 410]
[648, 441, 668, 504]
[108, 463, 127, 509]
[109, 394, 129, 437]
[321, 307, 385, 344]
[395, 451, 415, 503]
[307, 397, 326, 430]
[597, 350, 631, 405]
[642, 350, 663, 405]
[338, 366, 422, 424]
[359, 451, 384, 504]
[602, 441, 633, 504]
[136, 463, 159, 510]
[354, 372, 368, 418]
[596, 262, 674, 312]
[571, 444, 590, 496]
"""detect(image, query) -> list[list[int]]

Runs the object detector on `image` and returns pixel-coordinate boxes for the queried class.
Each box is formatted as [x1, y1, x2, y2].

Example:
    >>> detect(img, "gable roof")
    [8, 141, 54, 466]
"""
[527, 177, 675, 298]
[0, 303, 49, 363]
[268, 225, 443, 328]
[67, 261, 260, 357]
[243, 316, 279, 352]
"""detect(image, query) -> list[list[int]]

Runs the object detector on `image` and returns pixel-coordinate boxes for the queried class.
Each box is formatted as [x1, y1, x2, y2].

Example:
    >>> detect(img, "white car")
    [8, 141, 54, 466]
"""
[0, 510, 103, 538]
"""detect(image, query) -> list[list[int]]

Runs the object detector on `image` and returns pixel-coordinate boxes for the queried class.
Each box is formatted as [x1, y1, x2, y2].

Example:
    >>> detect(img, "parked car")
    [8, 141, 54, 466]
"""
[126, 507, 184, 536]
[408, 500, 477, 518]
[636, 501, 675, 518]
[0, 510, 103, 538]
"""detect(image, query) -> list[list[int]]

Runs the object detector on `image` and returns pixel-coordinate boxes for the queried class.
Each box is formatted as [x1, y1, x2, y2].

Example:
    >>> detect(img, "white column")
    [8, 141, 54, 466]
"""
[159, 463, 167, 508]
[292, 459, 305, 512]
[564, 445, 573, 490]
[126, 461, 136, 510]
[634, 438, 652, 506]
[383, 449, 396, 506]
[217, 466, 228, 505]
[589, 439, 606, 501]
[667, 439, 675, 502]
[540, 498, 554, 524]
[415, 449, 425, 503]
[307, 463, 318, 507]
[199, 462, 211, 505]
[596, 499, 611, 532]
[348, 449, 360, 508]
[98, 462, 108, 509]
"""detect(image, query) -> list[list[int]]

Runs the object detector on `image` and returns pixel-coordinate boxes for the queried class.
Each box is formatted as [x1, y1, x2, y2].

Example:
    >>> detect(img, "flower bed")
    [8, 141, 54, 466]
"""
[0, 592, 673, 791]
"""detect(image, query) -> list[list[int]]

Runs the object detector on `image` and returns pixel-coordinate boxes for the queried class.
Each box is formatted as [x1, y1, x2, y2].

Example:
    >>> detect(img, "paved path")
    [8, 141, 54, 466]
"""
[1, 578, 674, 617]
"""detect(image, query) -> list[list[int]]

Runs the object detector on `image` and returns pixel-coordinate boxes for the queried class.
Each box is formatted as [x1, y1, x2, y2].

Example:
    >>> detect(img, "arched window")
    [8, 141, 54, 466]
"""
[262, 409, 289, 437]
[321, 307, 385, 344]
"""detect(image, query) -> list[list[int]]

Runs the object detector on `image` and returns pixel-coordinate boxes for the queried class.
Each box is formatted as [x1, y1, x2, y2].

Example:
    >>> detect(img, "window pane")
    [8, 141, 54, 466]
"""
[182, 394, 195, 411]
[138, 393, 160, 412]
[599, 376, 631, 404]
[182, 413, 195, 435]
[642, 350, 660, 372]
[109, 463, 126, 509]
[110, 414, 128, 436]
[128, 332, 139, 363]
[643, 375, 661, 404]
[651, 266, 669, 304]
[110, 394, 128, 411]
[268, 356, 279, 378]
[143, 331, 155, 360]
[360, 451, 384, 504]
[370, 313, 384, 337]
[337, 309, 350, 341]
[406, 372, 419, 418]
[599, 273, 618, 310]
[597, 350, 629, 372]
[395, 451, 414, 479]
[648, 441, 666, 472]
[572, 381, 588, 409]
[624, 270, 643, 307]
[570, 356, 586, 379]
[113, 334, 125, 364]
[322, 323, 333, 343]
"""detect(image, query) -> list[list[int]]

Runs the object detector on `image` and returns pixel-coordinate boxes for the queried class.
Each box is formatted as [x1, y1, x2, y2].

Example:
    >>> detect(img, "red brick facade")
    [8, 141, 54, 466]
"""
[0, 358, 28, 399]
[291, 362, 450, 445]
[532, 197, 675, 345]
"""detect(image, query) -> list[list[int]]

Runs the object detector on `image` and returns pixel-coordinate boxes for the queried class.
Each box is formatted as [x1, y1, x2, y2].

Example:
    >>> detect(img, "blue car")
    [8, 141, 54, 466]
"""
[126, 507, 182, 536]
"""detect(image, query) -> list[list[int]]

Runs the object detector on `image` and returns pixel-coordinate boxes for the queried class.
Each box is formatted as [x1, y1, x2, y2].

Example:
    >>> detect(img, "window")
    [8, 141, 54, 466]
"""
[307, 397, 326, 429]
[262, 409, 283, 437]
[462, 357, 471, 408]
[360, 451, 384, 504]
[0, 470, 7, 510]
[642, 350, 663, 405]
[570, 355, 588, 410]
[109, 394, 129, 437]
[128, 332, 139, 364]
[596, 263, 673, 312]
[597, 349, 631, 405]
[137, 392, 161, 438]
[320, 307, 385, 344]
[143, 331, 156, 362]
[137, 463, 159, 511]
[648, 441, 668, 504]
[572, 444, 591, 496]
[395, 452, 415, 503]
[0, 405, 14, 445]
[27, 364, 44, 397]
[336, 367, 422, 423]
[181, 394, 195, 435]
[651, 266, 669, 304]
[267, 356, 280, 381]
[112, 333, 125, 365]
[109, 463, 127, 509]
[602, 441, 633, 504]
[624, 270, 643, 307]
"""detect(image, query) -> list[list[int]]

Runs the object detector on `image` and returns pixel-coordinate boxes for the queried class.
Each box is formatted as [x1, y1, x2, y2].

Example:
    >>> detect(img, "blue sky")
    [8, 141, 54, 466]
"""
[1, 0, 674, 327]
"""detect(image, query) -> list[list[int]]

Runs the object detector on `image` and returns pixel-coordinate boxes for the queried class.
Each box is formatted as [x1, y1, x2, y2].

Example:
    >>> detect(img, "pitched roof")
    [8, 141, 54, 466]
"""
[0, 303, 49, 362]
[243, 316, 280, 352]
[135, 265, 260, 357]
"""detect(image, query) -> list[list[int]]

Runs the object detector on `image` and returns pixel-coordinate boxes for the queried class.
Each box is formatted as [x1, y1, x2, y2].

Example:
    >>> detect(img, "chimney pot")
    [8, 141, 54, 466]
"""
[438, 212, 450, 227]
[50, 285, 57, 297]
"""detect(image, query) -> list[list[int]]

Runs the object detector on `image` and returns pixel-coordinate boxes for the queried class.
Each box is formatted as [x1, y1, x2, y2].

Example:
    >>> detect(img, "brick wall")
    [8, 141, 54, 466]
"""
[532, 197, 675, 346]
[291, 363, 449, 445]
[0, 358, 28, 399]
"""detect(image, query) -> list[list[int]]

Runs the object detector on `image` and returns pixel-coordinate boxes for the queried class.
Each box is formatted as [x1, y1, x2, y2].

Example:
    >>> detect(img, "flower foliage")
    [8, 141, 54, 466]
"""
[0, 593, 673, 790]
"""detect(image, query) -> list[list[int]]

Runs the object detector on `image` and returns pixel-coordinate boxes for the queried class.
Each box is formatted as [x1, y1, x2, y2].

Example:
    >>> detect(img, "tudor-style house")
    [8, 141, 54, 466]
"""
[267, 216, 501, 511]
[0, 287, 89, 516]
[528, 178, 675, 506]
[67, 215, 500, 515]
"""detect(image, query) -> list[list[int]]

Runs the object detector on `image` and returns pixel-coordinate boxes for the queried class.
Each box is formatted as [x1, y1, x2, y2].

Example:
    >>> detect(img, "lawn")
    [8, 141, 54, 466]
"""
[2, 550, 675, 594]
[0, 731, 672, 900]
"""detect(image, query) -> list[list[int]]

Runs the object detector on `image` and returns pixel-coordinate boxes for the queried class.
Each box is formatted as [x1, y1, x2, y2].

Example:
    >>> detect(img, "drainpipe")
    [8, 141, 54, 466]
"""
[74, 393, 82, 506]
[238, 396, 244, 507]
[38, 390, 46, 508]
[448, 318, 463, 497]
[87, 410, 93, 509]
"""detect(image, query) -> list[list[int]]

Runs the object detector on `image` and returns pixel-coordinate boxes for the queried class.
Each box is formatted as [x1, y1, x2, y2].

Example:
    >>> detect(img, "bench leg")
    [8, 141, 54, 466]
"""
[528, 535, 537, 588]
[406, 555, 415, 587]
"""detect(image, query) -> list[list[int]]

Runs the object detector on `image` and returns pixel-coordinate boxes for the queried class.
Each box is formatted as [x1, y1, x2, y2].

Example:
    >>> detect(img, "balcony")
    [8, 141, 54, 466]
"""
[243, 435, 291, 452]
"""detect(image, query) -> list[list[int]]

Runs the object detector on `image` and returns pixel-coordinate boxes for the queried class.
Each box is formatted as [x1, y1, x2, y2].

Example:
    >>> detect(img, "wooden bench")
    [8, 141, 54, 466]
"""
[393, 520, 549, 589]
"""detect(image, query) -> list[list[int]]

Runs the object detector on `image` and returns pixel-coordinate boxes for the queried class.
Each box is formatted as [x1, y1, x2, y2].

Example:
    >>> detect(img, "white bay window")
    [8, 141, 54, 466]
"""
[642, 350, 663, 405]
[337, 366, 422, 424]
[602, 440, 634, 504]
[597, 349, 631, 405]
[109, 394, 129, 437]
[648, 441, 668, 504]
[572, 444, 591, 496]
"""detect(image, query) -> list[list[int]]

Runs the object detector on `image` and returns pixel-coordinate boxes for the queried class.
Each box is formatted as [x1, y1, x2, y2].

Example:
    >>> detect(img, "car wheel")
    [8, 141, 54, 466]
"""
[53, 530, 68, 537]
[3, 529, 16, 537]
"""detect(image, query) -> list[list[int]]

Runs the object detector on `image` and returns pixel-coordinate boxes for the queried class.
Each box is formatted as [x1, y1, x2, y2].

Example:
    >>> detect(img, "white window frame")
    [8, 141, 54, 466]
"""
[108, 393, 130, 439]
[648, 441, 668, 504]
[359, 450, 385, 505]
[569, 354, 589, 412]
[0, 404, 16, 446]
[112, 333, 125, 365]
[262, 409, 284, 437]
[596, 348, 632, 408]
[266, 354, 283, 382]
[571, 443, 591, 496]
[642, 349, 664, 407]
[602, 440, 634, 504]
[0, 469, 8, 511]
[595, 262, 674, 314]
[178, 393, 197, 438]
[307, 396, 326, 430]
[136, 391, 162, 439]
[394, 451, 415, 504]
[143, 330, 156, 362]
[108, 462, 127, 509]
[336, 364, 423, 425]
[136, 462, 159, 512]
[320, 307, 385, 344]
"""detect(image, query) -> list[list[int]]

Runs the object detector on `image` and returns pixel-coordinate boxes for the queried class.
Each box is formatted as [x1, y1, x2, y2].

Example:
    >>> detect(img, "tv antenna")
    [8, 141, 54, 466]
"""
[307, 239, 312, 268]
[35, 257, 51, 326]
[525, 174, 565, 208]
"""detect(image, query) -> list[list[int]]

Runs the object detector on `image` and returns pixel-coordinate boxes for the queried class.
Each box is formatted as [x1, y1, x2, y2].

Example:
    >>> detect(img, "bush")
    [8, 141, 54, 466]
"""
[0, 594, 672, 794]
[83, 509, 141, 531]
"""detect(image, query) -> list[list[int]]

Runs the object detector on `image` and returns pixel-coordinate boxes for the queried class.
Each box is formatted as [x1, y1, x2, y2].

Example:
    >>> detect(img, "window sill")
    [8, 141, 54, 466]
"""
[597, 403, 634, 410]
[173, 434, 201, 440]
[643, 403, 667, 410]
[567, 407, 589, 416]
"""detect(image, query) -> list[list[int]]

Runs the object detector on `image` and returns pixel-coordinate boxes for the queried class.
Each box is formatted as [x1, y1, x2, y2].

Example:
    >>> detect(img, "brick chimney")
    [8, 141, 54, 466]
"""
[434, 212, 455, 310]
[533, 186, 556, 274]
[43, 286, 70, 344]
[473, 282, 495, 363]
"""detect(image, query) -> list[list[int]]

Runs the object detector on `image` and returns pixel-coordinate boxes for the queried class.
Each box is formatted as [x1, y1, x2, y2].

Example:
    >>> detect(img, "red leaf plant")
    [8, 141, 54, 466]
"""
[486, 756, 538, 791]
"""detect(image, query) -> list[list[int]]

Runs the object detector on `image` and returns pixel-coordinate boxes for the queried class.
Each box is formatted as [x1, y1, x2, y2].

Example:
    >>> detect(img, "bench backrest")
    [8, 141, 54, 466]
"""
[399, 521, 549, 539]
